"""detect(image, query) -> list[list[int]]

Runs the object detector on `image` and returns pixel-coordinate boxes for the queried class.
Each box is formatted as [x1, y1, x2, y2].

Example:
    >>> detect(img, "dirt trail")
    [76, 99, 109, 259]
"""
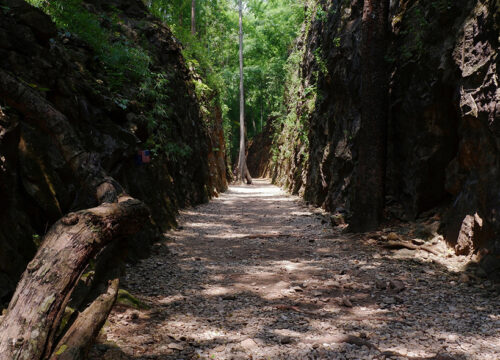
[90, 179, 499, 360]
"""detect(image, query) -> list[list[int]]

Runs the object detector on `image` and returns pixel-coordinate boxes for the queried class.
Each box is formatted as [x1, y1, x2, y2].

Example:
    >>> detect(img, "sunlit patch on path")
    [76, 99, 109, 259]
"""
[90, 179, 500, 360]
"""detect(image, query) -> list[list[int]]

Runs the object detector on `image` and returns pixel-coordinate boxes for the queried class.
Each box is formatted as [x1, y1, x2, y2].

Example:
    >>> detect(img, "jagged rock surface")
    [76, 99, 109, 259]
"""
[247, 119, 273, 178]
[263, 0, 499, 279]
[0, 0, 227, 305]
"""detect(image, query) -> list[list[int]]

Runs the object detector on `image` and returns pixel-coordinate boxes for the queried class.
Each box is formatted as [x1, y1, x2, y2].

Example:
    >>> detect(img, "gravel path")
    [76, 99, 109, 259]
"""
[90, 179, 500, 360]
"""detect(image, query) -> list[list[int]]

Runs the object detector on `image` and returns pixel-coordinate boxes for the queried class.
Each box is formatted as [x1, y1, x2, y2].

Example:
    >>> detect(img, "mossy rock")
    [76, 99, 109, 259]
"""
[116, 289, 149, 309]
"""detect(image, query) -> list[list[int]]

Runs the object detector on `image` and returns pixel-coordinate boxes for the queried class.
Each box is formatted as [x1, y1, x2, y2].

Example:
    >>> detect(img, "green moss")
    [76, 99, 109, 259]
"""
[116, 289, 149, 309]
[40, 294, 55, 313]
[32, 234, 42, 248]
[54, 344, 68, 355]
[57, 306, 76, 336]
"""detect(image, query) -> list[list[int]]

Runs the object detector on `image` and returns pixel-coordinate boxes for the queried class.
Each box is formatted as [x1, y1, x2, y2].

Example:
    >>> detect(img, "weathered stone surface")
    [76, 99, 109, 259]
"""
[261, 0, 500, 277]
[0, 0, 226, 306]
[247, 119, 273, 178]
[455, 213, 485, 255]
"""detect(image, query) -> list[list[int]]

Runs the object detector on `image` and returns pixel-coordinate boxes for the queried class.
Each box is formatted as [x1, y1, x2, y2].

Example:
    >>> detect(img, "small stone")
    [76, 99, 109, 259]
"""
[412, 238, 425, 246]
[389, 279, 406, 292]
[280, 336, 293, 344]
[459, 274, 470, 283]
[476, 267, 488, 278]
[375, 279, 386, 289]
[240, 338, 257, 350]
[214, 344, 226, 352]
[342, 296, 353, 307]
[129, 312, 139, 320]
[382, 297, 395, 305]
[168, 343, 184, 351]
[387, 232, 400, 241]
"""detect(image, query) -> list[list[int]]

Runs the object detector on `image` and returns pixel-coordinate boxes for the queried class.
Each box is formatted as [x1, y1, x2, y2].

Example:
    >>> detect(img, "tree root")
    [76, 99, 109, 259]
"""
[384, 240, 440, 256]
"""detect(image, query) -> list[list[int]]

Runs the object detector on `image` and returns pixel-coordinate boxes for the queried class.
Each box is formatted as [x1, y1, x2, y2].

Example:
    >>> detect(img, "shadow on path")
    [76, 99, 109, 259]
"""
[90, 179, 500, 360]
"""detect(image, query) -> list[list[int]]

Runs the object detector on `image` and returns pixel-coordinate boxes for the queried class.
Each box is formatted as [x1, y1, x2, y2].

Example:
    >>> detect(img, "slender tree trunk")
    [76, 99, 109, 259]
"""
[260, 89, 264, 132]
[191, 0, 196, 35]
[351, 0, 389, 231]
[238, 0, 252, 184]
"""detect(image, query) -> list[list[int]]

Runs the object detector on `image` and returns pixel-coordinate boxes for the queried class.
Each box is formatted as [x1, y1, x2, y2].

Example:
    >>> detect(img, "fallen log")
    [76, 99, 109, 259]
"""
[49, 279, 119, 360]
[0, 197, 149, 360]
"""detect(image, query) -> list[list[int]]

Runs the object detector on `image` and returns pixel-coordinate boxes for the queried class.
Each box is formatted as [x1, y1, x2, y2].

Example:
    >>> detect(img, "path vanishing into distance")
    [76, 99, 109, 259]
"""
[90, 180, 499, 360]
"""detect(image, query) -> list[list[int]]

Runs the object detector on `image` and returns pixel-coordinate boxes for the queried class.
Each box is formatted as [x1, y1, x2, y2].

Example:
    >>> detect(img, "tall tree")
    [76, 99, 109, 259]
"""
[351, 0, 389, 231]
[191, 0, 196, 35]
[237, 0, 252, 184]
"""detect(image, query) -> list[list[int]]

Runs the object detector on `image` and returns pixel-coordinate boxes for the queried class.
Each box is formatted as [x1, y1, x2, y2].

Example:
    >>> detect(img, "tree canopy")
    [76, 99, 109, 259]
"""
[149, 0, 305, 162]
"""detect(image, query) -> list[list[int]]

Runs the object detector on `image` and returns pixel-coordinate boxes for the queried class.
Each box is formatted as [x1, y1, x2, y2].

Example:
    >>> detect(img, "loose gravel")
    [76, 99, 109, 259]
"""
[90, 180, 500, 360]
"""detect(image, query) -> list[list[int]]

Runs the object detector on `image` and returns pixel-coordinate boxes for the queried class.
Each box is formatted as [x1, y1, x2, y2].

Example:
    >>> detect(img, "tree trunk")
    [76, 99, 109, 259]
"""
[260, 89, 264, 133]
[237, 0, 252, 184]
[49, 279, 119, 360]
[191, 0, 196, 35]
[350, 0, 389, 231]
[0, 198, 149, 360]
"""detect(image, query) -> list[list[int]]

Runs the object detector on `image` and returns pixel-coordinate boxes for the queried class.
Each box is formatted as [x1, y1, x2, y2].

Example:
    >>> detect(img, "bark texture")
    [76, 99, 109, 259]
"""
[49, 279, 119, 360]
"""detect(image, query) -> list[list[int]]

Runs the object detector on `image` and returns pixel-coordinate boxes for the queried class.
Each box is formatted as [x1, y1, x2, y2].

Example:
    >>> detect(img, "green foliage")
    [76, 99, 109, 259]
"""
[138, 72, 192, 160]
[267, 0, 333, 184]
[313, 47, 328, 75]
[26, 0, 200, 161]
[431, 0, 452, 13]
[28, 0, 305, 164]
[0, 4, 11, 14]
[400, 5, 428, 62]
[398, 0, 454, 63]
[315, 6, 328, 23]
[332, 36, 341, 48]
[149, 0, 304, 163]
[27, 0, 151, 83]
[269, 37, 312, 172]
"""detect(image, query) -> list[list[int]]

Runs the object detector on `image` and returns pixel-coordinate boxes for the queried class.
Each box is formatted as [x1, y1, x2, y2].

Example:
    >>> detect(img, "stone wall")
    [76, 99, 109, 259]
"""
[265, 0, 499, 279]
[0, 0, 227, 304]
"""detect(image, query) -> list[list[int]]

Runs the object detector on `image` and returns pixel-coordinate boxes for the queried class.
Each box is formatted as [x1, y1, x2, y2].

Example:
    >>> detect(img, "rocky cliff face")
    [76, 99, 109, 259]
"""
[0, 0, 227, 304]
[247, 119, 273, 178]
[266, 0, 499, 278]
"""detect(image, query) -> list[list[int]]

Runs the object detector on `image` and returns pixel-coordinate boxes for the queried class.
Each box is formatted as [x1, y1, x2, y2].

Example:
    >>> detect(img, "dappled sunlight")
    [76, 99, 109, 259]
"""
[92, 180, 500, 360]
